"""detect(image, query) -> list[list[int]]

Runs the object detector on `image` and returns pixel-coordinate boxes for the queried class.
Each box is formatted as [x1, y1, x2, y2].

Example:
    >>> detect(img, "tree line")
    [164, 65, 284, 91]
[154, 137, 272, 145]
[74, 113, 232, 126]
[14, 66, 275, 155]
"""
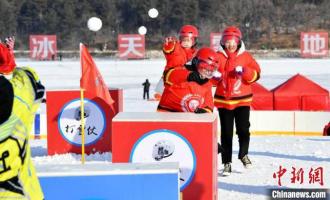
[0, 0, 329, 50]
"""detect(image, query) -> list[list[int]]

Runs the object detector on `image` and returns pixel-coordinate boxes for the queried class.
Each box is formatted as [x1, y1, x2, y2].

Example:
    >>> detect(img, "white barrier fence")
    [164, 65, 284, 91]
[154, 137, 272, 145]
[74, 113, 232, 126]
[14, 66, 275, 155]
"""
[31, 111, 330, 138]
[250, 111, 330, 135]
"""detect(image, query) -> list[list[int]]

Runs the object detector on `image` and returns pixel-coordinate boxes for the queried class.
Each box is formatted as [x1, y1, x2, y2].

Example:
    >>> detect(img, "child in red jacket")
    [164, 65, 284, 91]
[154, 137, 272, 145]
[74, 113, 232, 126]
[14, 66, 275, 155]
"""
[154, 25, 199, 100]
[214, 26, 261, 176]
[157, 47, 218, 113]
[163, 25, 199, 71]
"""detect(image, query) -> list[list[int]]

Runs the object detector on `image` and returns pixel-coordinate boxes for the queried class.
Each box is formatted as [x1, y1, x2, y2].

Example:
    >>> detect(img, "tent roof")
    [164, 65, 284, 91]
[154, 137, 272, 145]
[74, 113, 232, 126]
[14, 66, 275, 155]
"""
[272, 74, 329, 95]
[252, 82, 271, 95]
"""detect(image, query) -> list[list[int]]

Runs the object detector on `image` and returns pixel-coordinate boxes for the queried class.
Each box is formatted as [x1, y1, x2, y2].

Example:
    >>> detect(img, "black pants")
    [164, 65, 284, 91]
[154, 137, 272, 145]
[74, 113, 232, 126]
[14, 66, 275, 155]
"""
[143, 90, 149, 100]
[218, 106, 251, 164]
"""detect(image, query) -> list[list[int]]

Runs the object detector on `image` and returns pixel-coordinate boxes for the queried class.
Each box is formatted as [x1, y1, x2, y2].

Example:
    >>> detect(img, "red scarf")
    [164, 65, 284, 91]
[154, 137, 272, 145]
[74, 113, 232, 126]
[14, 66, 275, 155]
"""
[224, 50, 238, 98]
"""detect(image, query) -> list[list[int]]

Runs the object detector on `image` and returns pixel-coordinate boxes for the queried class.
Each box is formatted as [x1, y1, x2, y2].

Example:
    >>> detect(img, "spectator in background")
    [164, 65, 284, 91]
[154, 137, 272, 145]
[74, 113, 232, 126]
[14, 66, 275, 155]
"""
[142, 79, 150, 100]
[213, 26, 261, 176]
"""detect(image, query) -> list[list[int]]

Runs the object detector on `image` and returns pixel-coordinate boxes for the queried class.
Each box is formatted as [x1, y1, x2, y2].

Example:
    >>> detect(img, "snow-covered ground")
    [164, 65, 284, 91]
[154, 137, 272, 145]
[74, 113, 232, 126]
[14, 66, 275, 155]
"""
[18, 58, 330, 200]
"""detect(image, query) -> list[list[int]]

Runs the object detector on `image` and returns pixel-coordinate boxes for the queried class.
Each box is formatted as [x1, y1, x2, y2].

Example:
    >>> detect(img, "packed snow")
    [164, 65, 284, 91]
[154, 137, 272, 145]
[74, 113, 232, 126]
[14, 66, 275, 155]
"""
[18, 57, 330, 200]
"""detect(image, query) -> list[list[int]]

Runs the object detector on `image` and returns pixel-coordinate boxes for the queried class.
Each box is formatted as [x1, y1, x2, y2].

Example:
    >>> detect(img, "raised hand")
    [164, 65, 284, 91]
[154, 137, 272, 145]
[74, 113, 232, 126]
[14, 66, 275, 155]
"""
[5, 36, 15, 53]
[164, 36, 176, 45]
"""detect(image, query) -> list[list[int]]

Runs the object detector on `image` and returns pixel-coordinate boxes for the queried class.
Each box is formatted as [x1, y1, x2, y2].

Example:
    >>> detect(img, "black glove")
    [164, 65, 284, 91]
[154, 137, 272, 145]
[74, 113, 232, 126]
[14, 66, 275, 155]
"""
[184, 57, 198, 71]
[187, 71, 208, 85]
[194, 108, 208, 113]
[191, 57, 199, 67]
[184, 63, 196, 71]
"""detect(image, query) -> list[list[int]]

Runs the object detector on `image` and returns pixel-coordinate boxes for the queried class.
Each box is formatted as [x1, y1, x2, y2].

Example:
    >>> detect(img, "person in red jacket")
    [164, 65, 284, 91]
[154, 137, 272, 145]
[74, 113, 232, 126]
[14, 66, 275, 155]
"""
[214, 26, 261, 176]
[154, 25, 199, 100]
[163, 25, 199, 71]
[0, 37, 16, 75]
[157, 47, 218, 113]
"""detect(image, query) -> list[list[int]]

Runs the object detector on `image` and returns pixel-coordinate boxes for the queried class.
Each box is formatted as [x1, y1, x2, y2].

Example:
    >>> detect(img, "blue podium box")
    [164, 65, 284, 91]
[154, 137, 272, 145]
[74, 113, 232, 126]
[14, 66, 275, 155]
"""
[37, 162, 179, 200]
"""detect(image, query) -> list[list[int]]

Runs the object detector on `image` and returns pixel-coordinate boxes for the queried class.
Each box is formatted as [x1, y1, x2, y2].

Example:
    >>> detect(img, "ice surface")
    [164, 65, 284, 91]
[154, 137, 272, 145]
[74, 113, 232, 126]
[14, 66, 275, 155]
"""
[22, 58, 330, 200]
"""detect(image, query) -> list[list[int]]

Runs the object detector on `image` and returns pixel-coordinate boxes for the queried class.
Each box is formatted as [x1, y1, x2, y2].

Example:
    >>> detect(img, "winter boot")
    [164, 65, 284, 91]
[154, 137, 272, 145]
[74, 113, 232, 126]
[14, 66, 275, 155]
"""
[240, 155, 252, 168]
[220, 163, 232, 176]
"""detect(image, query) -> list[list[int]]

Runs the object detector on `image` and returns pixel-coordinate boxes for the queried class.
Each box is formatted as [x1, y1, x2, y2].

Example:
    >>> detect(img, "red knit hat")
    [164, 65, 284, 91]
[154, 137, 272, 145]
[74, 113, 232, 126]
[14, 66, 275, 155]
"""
[221, 35, 240, 44]
[179, 25, 199, 38]
[0, 43, 16, 74]
[220, 26, 242, 45]
[195, 47, 219, 71]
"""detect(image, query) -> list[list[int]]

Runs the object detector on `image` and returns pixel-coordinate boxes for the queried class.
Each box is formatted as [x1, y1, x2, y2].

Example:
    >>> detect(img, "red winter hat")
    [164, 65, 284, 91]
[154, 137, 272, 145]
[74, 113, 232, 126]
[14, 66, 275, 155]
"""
[221, 35, 240, 44]
[220, 26, 242, 45]
[0, 43, 16, 74]
[179, 25, 199, 38]
[195, 47, 219, 71]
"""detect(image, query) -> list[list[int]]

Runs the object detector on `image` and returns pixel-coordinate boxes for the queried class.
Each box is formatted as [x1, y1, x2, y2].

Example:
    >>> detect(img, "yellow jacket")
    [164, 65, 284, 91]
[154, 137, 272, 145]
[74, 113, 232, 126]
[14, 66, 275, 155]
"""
[0, 67, 44, 199]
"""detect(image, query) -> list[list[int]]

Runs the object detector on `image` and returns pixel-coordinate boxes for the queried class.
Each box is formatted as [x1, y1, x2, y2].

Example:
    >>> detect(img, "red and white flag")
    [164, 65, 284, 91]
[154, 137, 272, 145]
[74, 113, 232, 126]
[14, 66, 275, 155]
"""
[80, 43, 114, 109]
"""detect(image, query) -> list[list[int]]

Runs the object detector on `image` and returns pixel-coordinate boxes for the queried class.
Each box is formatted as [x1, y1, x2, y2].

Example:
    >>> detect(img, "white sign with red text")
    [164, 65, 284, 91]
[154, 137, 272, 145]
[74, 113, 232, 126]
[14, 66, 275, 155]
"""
[210, 32, 222, 52]
[118, 34, 145, 59]
[301, 32, 328, 58]
[29, 35, 57, 60]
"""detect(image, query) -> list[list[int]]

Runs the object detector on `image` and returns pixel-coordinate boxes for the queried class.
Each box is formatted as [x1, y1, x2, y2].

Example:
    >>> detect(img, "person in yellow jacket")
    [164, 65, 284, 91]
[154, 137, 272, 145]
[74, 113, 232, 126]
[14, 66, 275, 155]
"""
[0, 37, 44, 199]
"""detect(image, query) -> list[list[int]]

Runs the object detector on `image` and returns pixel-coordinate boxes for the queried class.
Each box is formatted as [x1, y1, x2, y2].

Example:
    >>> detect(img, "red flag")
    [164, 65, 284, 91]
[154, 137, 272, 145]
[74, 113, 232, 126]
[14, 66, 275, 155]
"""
[80, 43, 114, 109]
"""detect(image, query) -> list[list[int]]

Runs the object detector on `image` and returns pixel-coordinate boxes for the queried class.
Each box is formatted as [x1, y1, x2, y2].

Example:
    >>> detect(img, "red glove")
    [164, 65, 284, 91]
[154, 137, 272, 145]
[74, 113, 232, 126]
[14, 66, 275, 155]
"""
[163, 36, 177, 53]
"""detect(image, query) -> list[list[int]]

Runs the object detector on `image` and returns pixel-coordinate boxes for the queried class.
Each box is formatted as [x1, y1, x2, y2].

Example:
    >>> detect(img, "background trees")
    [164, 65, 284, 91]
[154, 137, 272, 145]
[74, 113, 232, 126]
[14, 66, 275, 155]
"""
[0, 0, 329, 50]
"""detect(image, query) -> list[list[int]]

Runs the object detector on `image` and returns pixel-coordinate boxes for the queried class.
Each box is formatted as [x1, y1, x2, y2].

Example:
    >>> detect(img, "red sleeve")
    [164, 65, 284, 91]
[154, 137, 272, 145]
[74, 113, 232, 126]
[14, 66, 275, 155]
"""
[209, 78, 220, 86]
[0, 43, 16, 74]
[200, 82, 214, 113]
[164, 67, 190, 86]
[242, 67, 259, 83]
[183, 48, 197, 61]
[163, 43, 188, 70]
[242, 53, 260, 84]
